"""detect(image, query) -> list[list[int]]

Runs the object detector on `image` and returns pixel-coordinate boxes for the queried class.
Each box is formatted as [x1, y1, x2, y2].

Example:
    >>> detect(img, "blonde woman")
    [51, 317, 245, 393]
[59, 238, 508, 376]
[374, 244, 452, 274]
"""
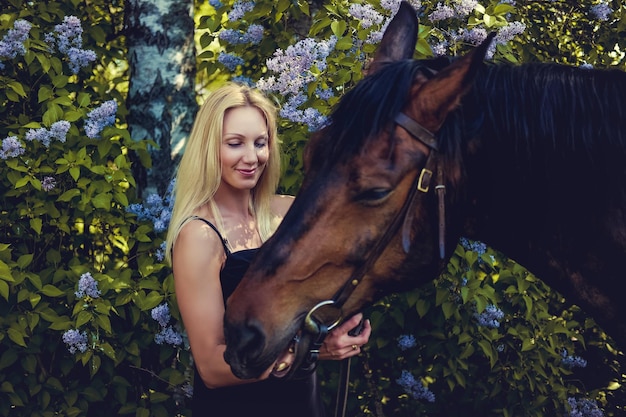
[166, 83, 371, 417]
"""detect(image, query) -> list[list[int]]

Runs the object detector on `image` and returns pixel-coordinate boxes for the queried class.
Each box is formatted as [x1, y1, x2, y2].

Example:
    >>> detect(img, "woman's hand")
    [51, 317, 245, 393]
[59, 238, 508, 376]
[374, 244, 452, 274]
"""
[319, 312, 372, 360]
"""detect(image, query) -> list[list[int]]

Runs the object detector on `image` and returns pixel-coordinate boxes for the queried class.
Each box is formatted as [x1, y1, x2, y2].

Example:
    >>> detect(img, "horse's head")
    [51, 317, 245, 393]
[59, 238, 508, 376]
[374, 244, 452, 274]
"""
[223, 1, 493, 379]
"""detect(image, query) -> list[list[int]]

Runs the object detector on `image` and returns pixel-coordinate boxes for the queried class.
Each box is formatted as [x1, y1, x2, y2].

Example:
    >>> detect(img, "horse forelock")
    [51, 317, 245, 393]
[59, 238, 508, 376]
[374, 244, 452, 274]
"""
[308, 60, 439, 170]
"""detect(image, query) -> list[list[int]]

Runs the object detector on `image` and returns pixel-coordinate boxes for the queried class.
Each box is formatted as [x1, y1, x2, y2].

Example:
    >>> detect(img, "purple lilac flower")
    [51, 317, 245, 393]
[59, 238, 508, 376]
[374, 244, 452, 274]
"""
[227, 1, 255, 21]
[560, 349, 588, 369]
[396, 370, 436, 402]
[495, 21, 527, 45]
[348, 4, 384, 29]
[25, 127, 53, 147]
[151, 304, 171, 327]
[257, 36, 337, 96]
[380, 0, 422, 13]
[231, 75, 254, 86]
[429, 3, 455, 22]
[474, 304, 504, 328]
[181, 383, 193, 398]
[67, 47, 97, 74]
[431, 40, 449, 56]
[397, 334, 417, 351]
[155, 241, 167, 262]
[218, 52, 245, 71]
[84, 100, 117, 138]
[458, 27, 488, 46]
[62, 329, 88, 353]
[453, 0, 478, 17]
[41, 176, 56, 191]
[155, 326, 183, 346]
[0, 136, 25, 159]
[50, 120, 71, 142]
[459, 237, 487, 256]
[566, 397, 604, 417]
[126, 184, 173, 233]
[75, 272, 101, 298]
[0, 19, 32, 64]
[45, 16, 96, 74]
[316, 88, 334, 100]
[219, 24, 263, 45]
[589, 3, 612, 21]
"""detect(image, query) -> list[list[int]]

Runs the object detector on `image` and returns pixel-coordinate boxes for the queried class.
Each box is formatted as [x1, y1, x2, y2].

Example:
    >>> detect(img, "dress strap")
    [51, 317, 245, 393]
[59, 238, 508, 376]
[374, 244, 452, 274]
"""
[183, 216, 231, 256]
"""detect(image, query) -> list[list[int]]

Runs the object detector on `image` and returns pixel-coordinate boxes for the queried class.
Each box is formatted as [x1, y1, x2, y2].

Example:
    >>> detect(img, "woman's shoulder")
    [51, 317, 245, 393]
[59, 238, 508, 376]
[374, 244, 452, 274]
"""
[270, 194, 294, 217]
[175, 216, 225, 254]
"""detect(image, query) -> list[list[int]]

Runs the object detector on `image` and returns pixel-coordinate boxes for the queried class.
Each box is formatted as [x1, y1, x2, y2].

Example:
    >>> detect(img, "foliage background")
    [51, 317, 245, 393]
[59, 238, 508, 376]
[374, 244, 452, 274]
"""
[0, 0, 624, 416]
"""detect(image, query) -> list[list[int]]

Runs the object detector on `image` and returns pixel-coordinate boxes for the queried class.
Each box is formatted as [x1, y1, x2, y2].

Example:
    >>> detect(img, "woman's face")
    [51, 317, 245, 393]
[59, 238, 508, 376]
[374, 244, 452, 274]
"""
[220, 105, 269, 191]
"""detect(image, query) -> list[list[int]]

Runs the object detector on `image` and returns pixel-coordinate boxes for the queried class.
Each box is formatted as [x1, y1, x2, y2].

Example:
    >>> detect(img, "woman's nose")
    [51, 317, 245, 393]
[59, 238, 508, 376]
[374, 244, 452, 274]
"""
[242, 144, 258, 163]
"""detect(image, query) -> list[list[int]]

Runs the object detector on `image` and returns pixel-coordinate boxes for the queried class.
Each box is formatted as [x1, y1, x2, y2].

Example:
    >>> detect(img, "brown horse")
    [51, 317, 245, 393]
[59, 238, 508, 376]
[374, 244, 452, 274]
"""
[223, 1, 626, 379]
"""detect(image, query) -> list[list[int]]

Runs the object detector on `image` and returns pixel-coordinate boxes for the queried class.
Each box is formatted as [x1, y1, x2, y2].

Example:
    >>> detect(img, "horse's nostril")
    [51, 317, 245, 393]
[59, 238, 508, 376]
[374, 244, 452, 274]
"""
[224, 319, 266, 377]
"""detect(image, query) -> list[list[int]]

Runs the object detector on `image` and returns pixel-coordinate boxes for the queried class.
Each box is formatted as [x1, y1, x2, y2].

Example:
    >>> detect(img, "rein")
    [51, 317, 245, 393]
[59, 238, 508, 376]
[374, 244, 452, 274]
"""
[298, 112, 447, 416]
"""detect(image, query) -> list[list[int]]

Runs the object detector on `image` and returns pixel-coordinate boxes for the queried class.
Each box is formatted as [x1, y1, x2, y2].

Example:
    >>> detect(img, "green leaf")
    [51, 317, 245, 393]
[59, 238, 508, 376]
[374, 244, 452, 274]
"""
[7, 328, 27, 347]
[8, 81, 27, 98]
[40, 284, 64, 297]
[17, 254, 33, 269]
[58, 189, 81, 202]
[330, 20, 346, 37]
[0, 281, 8, 301]
[30, 218, 42, 235]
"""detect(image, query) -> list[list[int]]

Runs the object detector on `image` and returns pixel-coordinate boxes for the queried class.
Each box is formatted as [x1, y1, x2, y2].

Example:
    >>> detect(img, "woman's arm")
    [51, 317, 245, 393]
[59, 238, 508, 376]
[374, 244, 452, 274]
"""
[173, 220, 271, 388]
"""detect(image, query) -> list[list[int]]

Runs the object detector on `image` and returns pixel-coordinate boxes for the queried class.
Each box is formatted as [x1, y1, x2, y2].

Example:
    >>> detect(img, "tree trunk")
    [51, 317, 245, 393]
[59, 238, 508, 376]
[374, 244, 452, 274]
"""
[125, 0, 197, 196]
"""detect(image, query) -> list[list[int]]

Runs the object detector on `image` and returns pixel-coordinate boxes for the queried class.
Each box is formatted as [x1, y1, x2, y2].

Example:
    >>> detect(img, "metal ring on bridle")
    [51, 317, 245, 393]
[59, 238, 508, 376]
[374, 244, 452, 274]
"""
[303, 300, 343, 334]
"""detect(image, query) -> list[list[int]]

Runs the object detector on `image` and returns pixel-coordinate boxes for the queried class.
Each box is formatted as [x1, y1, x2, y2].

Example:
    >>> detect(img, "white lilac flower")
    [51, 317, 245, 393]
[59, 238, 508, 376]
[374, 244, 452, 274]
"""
[0, 136, 25, 159]
[62, 329, 88, 353]
[0, 19, 32, 61]
[84, 100, 117, 138]
[75, 272, 101, 298]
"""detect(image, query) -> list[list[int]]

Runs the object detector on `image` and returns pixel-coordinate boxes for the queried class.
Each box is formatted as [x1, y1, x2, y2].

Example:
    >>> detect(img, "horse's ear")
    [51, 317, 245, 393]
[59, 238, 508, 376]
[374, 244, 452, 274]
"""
[411, 33, 495, 130]
[367, 1, 418, 74]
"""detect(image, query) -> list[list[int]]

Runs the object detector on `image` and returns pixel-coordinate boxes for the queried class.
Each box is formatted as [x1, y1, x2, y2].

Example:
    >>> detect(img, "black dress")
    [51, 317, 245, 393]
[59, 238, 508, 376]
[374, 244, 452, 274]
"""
[188, 217, 326, 417]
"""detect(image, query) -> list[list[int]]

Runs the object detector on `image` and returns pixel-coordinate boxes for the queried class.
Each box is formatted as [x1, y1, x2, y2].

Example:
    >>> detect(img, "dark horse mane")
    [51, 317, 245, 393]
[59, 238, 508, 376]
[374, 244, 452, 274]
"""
[313, 57, 626, 178]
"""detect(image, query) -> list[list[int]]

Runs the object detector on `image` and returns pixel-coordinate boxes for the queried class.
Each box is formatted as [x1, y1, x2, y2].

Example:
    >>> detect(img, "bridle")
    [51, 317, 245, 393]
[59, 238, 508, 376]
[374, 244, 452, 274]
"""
[296, 111, 448, 374]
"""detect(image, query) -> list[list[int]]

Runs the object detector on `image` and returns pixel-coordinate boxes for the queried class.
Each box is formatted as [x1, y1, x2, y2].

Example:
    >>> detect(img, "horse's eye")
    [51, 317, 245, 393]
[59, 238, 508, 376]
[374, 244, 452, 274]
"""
[355, 188, 392, 205]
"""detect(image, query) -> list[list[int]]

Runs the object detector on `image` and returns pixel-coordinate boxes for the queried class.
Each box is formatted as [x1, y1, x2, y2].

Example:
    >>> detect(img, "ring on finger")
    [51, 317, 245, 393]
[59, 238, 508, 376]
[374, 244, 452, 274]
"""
[351, 344, 358, 350]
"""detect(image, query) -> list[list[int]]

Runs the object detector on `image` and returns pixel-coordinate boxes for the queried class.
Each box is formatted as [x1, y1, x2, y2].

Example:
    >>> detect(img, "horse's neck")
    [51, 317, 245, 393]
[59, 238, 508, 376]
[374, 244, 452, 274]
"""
[458, 93, 626, 350]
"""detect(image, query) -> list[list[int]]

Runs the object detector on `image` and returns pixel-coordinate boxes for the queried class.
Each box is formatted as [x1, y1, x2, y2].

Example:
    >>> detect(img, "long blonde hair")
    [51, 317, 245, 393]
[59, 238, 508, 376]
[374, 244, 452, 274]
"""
[165, 83, 281, 265]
